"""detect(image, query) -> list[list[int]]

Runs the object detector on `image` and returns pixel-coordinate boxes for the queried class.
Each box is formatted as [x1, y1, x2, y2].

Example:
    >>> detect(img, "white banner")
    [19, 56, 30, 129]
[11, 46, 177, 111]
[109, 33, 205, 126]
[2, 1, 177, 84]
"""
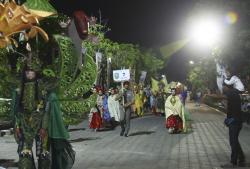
[113, 69, 130, 82]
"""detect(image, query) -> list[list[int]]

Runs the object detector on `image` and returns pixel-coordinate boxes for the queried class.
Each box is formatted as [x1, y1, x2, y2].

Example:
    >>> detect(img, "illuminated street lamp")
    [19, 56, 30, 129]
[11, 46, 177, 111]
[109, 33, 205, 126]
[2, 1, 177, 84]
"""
[188, 16, 223, 47]
[189, 60, 194, 65]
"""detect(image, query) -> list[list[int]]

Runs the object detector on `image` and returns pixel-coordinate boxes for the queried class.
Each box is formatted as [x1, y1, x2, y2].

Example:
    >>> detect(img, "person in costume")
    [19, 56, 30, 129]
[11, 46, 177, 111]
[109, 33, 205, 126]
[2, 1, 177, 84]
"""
[134, 85, 144, 116]
[156, 90, 166, 115]
[13, 65, 51, 169]
[12, 65, 75, 169]
[88, 87, 102, 131]
[102, 91, 112, 126]
[96, 87, 104, 118]
[108, 87, 123, 129]
[150, 92, 157, 115]
[88, 105, 102, 132]
[165, 87, 186, 134]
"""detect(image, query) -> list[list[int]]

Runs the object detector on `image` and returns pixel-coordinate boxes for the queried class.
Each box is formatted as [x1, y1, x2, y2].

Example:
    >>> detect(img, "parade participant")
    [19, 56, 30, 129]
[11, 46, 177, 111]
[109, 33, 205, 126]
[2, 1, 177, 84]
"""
[102, 91, 112, 127]
[108, 87, 123, 129]
[12, 64, 75, 169]
[134, 85, 144, 116]
[96, 87, 104, 118]
[88, 87, 102, 131]
[13, 66, 50, 169]
[156, 90, 166, 115]
[180, 86, 188, 106]
[165, 87, 186, 134]
[118, 81, 134, 137]
[150, 92, 157, 115]
[88, 105, 102, 132]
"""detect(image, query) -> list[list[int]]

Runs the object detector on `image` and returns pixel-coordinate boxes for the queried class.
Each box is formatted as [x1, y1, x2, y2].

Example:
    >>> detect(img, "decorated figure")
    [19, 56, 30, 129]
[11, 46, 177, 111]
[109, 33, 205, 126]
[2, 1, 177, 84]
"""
[88, 105, 102, 132]
[108, 87, 124, 128]
[0, 0, 98, 168]
[165, 87, 186, 134]
[134, 85, 144, 116]
[13, 65, 51, 169]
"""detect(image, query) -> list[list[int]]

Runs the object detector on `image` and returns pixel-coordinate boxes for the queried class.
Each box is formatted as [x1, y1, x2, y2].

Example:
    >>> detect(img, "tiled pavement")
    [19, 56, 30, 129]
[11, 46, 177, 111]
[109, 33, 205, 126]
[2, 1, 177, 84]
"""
[0, 102, 249, 169]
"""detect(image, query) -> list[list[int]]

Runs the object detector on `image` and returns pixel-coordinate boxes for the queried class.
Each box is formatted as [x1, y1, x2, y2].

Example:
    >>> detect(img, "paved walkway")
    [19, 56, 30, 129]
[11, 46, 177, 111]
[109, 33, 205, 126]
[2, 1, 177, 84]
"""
[0, 102, 249, 169]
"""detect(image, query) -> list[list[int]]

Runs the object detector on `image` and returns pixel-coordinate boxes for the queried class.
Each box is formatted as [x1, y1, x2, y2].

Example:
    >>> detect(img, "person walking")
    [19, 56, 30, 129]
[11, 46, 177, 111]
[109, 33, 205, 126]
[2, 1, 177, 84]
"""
[108, 87, 122, 129]
[118, 81, 134, 137]
[165, 87, 186, 134]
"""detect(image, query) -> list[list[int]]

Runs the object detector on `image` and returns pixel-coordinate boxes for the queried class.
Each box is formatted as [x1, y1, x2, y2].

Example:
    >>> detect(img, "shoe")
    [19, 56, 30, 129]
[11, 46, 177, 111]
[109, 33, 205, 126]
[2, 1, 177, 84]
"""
[221, 163, 237, 168]
[124, 134, 128, 137]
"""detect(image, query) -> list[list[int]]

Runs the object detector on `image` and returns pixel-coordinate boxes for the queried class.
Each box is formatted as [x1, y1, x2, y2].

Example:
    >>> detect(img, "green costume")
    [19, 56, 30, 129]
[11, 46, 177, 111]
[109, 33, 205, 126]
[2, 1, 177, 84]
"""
[12, 75, 75, 169]
[13, 77, 50, 169]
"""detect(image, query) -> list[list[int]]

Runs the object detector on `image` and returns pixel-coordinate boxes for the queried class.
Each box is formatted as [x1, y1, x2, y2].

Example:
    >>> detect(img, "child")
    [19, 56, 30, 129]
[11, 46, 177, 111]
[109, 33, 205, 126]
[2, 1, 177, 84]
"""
[89, 105, 102, 132]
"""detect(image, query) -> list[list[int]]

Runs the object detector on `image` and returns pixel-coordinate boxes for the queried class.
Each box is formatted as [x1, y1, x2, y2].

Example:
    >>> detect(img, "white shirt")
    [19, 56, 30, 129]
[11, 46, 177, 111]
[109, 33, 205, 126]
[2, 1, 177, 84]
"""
[224, 75, 245, 92]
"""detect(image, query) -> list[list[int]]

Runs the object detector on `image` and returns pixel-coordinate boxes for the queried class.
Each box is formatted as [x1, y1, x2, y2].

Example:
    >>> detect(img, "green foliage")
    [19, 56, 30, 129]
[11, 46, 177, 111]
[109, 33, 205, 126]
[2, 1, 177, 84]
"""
[0, 49, 17, 98]
[24, 0, 57, 13]
[0, 101, 11, 120]
[52, 35, 97, 125]
[187, 59, 216, 91]
[53, 35, 78, 93]
[62, 95, 97, 125]
[85, 23, 164, 84]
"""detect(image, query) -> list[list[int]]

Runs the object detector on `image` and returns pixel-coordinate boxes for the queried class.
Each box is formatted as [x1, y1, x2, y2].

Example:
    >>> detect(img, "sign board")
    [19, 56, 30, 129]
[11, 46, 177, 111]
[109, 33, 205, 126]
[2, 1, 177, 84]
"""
[113, 69, 130, 82]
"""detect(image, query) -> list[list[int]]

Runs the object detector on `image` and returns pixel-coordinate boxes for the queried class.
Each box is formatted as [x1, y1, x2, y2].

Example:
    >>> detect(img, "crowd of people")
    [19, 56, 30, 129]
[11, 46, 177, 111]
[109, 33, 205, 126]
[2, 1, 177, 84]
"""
[87, 81, 191, 136]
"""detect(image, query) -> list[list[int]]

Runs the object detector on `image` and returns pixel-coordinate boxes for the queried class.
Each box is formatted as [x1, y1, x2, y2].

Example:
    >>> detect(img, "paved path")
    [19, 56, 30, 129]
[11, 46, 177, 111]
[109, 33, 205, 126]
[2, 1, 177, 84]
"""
[0, 102, 249, 169]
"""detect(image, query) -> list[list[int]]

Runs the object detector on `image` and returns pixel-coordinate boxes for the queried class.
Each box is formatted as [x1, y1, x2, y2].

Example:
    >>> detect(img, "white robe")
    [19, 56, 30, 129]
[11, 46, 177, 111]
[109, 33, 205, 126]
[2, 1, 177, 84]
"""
[108, 94, 123, 121]
[165, 95, 186, 131]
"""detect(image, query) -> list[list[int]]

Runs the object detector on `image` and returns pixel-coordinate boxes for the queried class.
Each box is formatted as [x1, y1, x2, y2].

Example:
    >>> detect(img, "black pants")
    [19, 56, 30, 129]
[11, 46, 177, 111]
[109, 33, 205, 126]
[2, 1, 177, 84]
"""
[229, 123, 245, 165]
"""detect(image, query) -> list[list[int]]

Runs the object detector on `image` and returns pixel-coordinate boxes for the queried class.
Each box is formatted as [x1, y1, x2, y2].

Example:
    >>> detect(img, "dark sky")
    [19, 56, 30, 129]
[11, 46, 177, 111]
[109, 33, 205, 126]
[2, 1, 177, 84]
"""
[53, 0, 196, 47]
[52, 0, 197, 82]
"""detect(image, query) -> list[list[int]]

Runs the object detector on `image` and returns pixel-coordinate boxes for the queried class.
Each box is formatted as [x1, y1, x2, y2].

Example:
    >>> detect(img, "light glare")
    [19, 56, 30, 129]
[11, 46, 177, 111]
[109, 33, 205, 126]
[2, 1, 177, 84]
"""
[189, 18, 222, 47]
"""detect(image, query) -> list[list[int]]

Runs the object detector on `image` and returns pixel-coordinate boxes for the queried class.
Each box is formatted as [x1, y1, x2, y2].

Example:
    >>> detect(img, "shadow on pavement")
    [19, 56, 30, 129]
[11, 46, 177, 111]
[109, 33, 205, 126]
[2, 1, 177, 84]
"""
[69, 137, 101, 143]
[68, 128, 86, 132]
[0, 159, 18, 168]
[129, 131, 156, 136]
[97, 128, 115, 132]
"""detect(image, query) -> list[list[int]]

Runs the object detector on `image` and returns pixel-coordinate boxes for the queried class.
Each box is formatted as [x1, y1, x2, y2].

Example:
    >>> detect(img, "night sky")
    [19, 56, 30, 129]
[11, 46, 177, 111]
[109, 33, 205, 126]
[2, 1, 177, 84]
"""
[52, 0, 197, 81]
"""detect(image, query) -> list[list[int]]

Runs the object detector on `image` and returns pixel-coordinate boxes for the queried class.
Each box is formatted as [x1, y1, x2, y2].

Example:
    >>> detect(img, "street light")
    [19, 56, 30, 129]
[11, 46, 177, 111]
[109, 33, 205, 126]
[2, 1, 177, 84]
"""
[188, 16, 223, 47]
[189, 60, 194, 65]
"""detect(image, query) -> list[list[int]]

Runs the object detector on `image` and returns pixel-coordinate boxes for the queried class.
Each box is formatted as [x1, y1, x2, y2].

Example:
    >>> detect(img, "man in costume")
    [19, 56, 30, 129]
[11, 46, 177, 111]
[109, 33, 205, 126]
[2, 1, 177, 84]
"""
[12, 65, 75, 169]
[13, 65, 51, 169]
[165, 87, 186, 134]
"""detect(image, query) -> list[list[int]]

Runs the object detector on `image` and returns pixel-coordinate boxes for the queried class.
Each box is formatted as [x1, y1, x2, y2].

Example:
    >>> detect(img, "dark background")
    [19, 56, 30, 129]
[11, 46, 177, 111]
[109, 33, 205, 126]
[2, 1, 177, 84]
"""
[51, 0, 197, 82]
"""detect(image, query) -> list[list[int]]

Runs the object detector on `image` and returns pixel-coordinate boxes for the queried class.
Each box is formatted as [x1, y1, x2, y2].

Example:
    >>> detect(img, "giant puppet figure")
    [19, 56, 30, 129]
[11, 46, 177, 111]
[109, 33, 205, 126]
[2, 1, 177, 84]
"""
[0, 0, 97, 168]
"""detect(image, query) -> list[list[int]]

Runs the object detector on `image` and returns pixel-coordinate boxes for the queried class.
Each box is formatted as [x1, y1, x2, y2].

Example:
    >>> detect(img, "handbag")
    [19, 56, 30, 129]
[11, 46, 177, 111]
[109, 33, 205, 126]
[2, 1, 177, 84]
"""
[224, 117, 235, 127]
